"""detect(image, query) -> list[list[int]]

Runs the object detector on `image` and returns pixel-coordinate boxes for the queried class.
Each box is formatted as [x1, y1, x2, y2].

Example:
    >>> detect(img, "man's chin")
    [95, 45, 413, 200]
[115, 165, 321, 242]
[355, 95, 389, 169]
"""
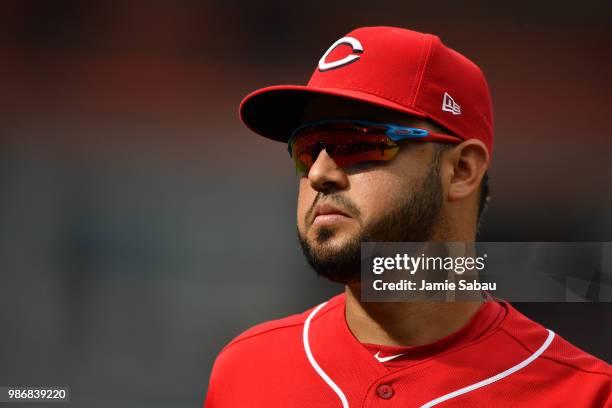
[311, 225, 358, 244]
[299, 229, 363, 284]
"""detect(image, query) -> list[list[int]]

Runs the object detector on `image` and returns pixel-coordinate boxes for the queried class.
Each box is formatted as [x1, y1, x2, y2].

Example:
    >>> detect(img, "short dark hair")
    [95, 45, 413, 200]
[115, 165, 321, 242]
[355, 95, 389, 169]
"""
[431, 143, 490, 228]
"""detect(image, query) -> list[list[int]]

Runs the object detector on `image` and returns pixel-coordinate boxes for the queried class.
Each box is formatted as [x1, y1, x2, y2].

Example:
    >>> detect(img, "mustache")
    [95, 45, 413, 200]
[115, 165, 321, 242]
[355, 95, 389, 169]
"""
[306, 193, 362, 225]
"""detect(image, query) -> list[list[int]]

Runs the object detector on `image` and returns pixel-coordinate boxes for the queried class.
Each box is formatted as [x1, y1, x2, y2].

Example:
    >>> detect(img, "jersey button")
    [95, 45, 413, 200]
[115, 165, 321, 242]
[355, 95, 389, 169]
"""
[377, 384, 394, 399]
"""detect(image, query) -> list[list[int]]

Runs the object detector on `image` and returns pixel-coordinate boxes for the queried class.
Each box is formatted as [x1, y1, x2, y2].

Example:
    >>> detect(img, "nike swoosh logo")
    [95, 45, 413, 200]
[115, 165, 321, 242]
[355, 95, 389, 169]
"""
[374, 351, 406, 363]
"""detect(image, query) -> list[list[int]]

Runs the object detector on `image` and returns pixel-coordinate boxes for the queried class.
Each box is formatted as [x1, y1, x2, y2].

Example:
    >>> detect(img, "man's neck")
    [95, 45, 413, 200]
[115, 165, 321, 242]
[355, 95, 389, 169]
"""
[344, 284, 483, 347]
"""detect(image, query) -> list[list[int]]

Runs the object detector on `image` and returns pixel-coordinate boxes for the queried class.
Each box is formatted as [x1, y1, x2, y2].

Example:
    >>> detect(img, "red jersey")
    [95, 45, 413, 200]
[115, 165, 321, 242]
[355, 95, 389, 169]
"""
[205, 294, 611, 407]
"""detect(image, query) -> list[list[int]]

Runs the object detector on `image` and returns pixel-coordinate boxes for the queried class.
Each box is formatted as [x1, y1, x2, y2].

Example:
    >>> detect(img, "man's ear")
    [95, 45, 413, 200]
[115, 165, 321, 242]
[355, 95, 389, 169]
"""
[447, 139, 490, 202]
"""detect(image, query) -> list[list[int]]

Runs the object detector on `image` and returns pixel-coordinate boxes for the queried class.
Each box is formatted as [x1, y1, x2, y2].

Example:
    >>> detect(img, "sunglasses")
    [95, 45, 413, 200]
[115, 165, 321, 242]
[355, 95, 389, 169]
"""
[287, 120, 461, 174]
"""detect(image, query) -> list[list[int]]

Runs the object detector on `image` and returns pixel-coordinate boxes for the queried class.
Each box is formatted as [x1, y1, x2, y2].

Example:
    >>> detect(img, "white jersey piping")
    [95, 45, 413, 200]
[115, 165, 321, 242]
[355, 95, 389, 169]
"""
[303, 301, 555, 408]
[303, 301, 350, 408]
[420, 329, 556, 407]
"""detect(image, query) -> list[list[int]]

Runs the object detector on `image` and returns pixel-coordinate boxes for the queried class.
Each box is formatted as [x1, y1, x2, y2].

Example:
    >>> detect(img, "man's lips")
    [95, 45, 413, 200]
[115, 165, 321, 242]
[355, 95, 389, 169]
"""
[312, 203, 351, 226]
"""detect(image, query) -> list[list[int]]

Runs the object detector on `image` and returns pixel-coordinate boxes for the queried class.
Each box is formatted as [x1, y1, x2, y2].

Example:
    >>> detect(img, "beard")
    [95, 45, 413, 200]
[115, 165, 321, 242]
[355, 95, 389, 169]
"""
[298, 160, 445, 284]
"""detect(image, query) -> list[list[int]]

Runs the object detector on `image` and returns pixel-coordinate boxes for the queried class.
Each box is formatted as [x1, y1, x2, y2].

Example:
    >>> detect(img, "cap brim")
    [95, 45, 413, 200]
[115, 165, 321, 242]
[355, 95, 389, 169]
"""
[239, 85, 428, 143]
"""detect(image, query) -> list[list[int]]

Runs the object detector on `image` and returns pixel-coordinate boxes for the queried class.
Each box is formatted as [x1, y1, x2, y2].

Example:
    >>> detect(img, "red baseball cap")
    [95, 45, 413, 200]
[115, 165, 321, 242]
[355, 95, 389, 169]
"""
[239, 26, 494, 155]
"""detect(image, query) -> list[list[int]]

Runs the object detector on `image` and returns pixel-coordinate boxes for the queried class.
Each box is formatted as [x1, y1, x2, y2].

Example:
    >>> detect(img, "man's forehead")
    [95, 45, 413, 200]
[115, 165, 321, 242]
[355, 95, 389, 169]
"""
[301, 95, 435, 130]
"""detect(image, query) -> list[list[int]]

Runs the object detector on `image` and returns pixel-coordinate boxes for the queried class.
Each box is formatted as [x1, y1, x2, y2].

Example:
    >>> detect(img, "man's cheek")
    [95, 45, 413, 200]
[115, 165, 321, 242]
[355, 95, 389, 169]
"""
[296, 192, 312, 229]
[356, 196, 388, 229]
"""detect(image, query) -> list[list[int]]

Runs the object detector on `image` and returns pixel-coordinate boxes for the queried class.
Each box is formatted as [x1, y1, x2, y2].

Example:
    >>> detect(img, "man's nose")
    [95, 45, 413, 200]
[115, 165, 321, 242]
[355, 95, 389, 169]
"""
[308, 149, 349, 193]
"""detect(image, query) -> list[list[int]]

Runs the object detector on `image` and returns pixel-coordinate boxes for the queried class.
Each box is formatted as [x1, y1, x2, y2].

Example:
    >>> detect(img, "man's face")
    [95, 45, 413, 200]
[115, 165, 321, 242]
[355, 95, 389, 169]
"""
[296, 98, 448, 284]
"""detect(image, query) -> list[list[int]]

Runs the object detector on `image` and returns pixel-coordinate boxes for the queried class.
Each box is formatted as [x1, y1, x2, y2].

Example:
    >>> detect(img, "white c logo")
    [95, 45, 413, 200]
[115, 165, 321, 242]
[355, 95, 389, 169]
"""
[318, 37, 363, 72]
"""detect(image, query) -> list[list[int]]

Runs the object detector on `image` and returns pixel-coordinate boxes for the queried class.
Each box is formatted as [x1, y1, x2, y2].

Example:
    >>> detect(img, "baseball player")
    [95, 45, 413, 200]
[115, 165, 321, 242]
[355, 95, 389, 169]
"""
[205, 26, 611, 407]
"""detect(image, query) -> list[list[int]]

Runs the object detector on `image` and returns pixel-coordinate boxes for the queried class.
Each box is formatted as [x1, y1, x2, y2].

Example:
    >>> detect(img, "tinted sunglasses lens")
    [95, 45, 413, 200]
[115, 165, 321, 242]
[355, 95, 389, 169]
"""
[290, 130, 399, 173]
[295, 154, 310, 174]
[331, 140, 399, 168]
[290, 133, 318, 174]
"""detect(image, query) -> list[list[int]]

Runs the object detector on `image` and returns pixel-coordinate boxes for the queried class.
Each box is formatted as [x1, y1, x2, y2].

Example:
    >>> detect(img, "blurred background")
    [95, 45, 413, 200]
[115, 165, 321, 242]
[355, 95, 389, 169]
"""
[0, 1, 611, 407]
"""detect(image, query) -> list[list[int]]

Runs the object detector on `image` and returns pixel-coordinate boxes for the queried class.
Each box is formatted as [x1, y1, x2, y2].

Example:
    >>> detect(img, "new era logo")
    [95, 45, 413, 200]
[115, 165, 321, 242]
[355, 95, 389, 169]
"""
[442, 92, 461, 115]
